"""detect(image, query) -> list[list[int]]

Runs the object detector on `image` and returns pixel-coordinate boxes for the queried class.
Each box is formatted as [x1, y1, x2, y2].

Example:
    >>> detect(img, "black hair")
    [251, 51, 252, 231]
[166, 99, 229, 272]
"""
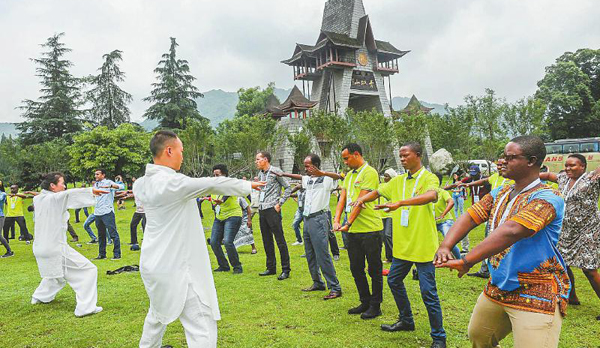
[306, 153, 321, 168]
[212, 164, 229, 177]
[41, 172, 64, 191]
[342, 143, 362, 156]
[567, 154, 587, 169]
[510, 135, 546, 167]
[0, 182, 4, 192]
[257, 151, 272, 163]
[95, 169, 106, 175]
[401, 141, 423, 157]
[150, 130, 179, 157]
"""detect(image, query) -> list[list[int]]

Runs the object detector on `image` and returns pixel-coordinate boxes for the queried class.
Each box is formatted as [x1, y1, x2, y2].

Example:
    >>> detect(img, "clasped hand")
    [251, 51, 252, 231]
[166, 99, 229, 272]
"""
[433, 247, 470, 278]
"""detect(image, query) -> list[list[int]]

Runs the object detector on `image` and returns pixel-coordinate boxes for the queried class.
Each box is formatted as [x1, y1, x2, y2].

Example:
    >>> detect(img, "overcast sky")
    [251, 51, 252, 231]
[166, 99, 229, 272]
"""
[1, 0, 598, 123]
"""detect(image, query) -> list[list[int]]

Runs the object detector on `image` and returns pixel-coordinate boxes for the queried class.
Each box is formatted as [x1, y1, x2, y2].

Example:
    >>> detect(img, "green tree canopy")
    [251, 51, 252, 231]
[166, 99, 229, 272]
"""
[213, 114, 277, 176]
[305, 110, 349, 171]
[143, 38, 204, 130]
[347, 109, 395, 173]
[286, 127, 313, 173]
[18, 33, 83, 145]
[536, 49, 600, 140]
[235, 83, 276, 117]
[178, 118, 215, 177]
[68, 123, 151, 180]
[86, 50, 133, 128]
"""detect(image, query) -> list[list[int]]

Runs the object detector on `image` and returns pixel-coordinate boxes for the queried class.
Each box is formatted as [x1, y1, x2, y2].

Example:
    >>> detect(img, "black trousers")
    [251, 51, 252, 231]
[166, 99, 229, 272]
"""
[259, 207, 291, 272]
[3, 216, 32, 241]
[347, 231, 383, 305]
[130, 212, 146, 245]
[326, 211, 340, 256]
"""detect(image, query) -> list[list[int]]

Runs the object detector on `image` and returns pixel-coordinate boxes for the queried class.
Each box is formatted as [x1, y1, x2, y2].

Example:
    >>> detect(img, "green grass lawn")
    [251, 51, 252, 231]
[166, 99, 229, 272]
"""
[1, 196, 599, 348]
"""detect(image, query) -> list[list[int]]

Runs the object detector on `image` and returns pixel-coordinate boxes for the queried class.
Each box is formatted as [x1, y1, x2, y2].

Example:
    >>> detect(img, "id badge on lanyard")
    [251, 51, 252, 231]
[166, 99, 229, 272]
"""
[345, 165, 367, 213]
[473, 186, 480, 203]
[10, 197, 16, 209]
[400, 210, 409, 227]
[215, 205, 221, 215]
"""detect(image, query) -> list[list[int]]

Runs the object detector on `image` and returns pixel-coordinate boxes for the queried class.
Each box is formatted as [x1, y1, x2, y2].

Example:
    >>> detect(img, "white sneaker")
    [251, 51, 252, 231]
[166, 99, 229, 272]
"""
[76, 306, 103, 318]
[292, 241, 303, 246]
[31, 297, 42, 305]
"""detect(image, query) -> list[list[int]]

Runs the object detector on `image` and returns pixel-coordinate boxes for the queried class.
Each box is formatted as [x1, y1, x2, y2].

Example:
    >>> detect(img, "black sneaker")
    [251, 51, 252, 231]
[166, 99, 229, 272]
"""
[233, 268, 243, 274]
[93, 256, 107, 260]
[130, 244, 140, 251]
[214, 267, 230, 272]
[348, 302, 370, 315]
[467, 272, 490, 279]
[87, 240, 98, 244]
[381, 320, 415, 332]
[1, 251, 14, 258]
[412, 268, 419, 280]
[431, 340, 447, 348]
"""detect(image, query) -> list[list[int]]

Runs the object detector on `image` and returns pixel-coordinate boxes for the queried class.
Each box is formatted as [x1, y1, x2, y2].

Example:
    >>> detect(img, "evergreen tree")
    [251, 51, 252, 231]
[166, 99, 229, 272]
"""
[18, 33, 83, 145]
[86, 50, 132, 128]
[143, 37, 204, 129]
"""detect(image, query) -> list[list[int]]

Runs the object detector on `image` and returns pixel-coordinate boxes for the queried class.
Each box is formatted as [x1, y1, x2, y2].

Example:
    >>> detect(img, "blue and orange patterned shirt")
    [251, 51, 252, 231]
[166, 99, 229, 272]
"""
[468, 183, 570, 316]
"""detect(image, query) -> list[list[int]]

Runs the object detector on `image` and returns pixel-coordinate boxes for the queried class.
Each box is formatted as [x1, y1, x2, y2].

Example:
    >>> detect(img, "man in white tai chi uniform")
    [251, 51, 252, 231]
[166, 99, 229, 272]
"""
[31, 172, 106, 317]
[134, 130, 264, 348]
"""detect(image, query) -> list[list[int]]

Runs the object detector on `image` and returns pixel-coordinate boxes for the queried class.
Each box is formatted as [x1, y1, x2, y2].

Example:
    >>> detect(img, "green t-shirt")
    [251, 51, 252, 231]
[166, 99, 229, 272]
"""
[434, 188, 454, 222]
[378, 167, 439, 262]
[342, 162, 383, 233]
[488, 172, 514, 190]
[211, 195, 242, 220]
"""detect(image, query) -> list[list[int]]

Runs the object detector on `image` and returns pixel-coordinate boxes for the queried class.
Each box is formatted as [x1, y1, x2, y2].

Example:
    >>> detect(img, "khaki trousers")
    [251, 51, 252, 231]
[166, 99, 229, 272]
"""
[468, 293, 562, 348]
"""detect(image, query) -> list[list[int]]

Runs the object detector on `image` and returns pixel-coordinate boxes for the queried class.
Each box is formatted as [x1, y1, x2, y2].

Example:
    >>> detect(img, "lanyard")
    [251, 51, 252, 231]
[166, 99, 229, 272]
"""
[491, 179, 541, 230]
[346, 164, 368, 204]
[260, 167, 272, 182]
[402, 169, 425, 201]
[561, 174, 585, 201]
[494, 175, 506, 189]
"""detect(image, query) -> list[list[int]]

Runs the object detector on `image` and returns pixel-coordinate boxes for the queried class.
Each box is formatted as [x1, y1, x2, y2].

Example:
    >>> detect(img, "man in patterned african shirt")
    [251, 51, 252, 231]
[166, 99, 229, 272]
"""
[434, 135, 569, 348]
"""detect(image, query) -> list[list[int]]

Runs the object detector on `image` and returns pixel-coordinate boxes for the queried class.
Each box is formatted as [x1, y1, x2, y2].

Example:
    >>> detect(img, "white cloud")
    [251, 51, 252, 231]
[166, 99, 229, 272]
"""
[0, 0, 598, 123]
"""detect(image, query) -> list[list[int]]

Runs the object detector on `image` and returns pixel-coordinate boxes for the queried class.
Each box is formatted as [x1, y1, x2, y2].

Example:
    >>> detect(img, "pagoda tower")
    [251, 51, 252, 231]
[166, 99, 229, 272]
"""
[282, 0, 409, 117]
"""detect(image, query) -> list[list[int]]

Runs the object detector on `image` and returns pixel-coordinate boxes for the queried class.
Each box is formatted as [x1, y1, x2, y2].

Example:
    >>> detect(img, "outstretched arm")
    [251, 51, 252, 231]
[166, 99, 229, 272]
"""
[375, 190, 438, 212]
[436, 220, 536, 277]
[540, 172, 559, 183]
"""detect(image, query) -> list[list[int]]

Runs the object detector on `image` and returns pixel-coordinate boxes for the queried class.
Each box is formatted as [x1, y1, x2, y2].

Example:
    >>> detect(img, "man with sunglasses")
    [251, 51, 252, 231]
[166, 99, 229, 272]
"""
[435, 136, 569, 348]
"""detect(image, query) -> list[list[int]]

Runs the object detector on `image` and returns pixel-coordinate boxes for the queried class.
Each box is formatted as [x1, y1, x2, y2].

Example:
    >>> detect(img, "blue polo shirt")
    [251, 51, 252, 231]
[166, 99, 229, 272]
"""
[0, 192, 6, 217]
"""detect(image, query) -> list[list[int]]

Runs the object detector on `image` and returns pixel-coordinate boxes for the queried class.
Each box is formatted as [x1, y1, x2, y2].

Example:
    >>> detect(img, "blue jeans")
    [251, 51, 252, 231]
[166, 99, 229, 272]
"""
[451, 192, 464, 217]
[211, 216, 243, 271]
[95, 212, 121, 258]
[436, 220, 461, 259]
[83, 214, 97, 241]
[388, 258, 446, 342]
[292, 209, 303, 243]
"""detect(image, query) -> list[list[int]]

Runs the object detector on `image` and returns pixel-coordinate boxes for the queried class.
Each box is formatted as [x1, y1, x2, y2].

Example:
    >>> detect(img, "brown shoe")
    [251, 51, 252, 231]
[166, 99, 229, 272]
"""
[323, 290, 342, 300]
[302, 284, 326, 292]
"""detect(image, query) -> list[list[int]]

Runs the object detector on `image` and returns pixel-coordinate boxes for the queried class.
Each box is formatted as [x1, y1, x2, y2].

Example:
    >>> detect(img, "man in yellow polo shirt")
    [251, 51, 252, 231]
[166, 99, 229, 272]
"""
[3, 184, 33, 242]
[209, 164, 245, 274]
[333, 143, 384, 320]
[355, 142, 447, 348]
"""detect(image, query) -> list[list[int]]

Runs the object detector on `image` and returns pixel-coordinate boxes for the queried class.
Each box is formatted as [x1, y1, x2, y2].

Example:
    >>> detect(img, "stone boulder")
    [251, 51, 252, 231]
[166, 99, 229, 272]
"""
[429, 148, 454, 174]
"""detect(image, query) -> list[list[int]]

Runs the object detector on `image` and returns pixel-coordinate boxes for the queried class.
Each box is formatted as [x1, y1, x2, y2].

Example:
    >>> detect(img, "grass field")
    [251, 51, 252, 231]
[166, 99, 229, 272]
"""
[1, 195, 599, 348]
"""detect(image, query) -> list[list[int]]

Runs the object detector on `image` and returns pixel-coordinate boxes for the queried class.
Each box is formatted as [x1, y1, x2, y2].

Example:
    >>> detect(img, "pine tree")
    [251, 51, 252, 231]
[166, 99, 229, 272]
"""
[18, 33, 83, 145]
[143, 37, 204, 129]
[86, 50, 133, 128]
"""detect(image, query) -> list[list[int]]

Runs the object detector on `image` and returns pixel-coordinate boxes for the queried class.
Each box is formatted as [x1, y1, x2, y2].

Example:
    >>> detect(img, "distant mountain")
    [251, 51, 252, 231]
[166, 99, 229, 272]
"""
[0, 123, 18, 138]
[4, 91, 447, 134]
[391, 97, 447, 115]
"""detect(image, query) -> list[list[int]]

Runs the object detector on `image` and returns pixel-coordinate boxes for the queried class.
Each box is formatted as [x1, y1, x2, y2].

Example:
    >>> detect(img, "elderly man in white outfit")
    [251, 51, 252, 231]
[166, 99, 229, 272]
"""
[134, 130, 264, 348]
[31, 172, 107, 317]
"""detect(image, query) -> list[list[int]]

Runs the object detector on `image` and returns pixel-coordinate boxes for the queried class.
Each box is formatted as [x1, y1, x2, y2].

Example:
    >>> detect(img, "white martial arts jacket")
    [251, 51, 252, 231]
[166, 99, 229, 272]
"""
[133, 164, 251, 324]
[32, 188, 96, 278]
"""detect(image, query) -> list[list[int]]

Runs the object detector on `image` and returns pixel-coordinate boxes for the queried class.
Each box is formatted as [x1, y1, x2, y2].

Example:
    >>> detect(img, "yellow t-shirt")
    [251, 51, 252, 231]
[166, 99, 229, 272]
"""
[434, 188, 454, 222]
[211, 195, 242, 221]
[378, 182, 393, 219]
[488, 173, 514, 191]
[378, 167, 439, 262]
[342, 162, 383, 233]
[6, 195, 24, 217]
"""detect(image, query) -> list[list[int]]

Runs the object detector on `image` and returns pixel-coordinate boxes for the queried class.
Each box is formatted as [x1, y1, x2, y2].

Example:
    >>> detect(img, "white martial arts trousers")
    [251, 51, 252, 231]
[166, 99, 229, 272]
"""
[31, 249, 99, 317]
[139, 285, 217, 348]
